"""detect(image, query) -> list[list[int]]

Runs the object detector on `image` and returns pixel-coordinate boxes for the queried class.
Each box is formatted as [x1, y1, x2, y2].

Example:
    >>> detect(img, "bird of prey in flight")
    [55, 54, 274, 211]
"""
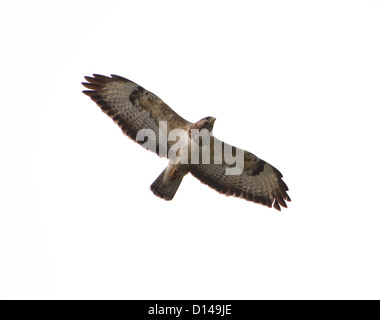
[82, 74, 291, 210]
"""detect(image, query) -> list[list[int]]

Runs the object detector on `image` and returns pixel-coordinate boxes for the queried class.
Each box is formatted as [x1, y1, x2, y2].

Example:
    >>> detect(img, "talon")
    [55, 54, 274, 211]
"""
[169, 169, 179, 180]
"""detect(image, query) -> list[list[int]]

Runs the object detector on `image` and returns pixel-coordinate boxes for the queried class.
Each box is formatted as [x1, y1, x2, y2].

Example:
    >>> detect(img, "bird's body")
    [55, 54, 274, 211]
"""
[82, 74, 291, 211]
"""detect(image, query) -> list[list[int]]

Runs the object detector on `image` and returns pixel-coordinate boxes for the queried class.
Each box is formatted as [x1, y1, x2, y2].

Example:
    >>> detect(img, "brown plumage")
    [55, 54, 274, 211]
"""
[82, 74, 291, 211]
[82, 74, 190, 157]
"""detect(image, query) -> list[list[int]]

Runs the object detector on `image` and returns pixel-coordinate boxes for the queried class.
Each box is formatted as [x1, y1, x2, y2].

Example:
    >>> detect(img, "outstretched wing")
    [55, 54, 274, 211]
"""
[190, 137, 291, 211]
[82, 74, 192, 157]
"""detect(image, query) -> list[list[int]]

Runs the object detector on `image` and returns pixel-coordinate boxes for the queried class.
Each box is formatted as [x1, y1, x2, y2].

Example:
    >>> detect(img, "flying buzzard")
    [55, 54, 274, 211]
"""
[82, 74, 291, 211]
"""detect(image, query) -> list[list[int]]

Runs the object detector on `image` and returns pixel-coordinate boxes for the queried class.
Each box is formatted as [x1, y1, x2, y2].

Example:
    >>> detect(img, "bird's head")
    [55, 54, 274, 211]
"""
[190, 116, 216, 132]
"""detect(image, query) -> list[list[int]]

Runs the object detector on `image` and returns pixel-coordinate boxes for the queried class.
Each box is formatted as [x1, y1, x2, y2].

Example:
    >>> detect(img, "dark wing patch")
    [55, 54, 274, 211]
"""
[191, 138, 291, 211]
[82, 74, 191, 157]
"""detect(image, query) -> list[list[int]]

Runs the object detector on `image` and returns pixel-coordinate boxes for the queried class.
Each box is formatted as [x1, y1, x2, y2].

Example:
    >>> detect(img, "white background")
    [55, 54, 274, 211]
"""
[1, 0, 379, 300]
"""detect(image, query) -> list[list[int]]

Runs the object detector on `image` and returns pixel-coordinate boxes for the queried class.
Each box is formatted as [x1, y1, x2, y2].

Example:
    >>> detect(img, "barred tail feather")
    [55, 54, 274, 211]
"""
[150, 168, 184, 201]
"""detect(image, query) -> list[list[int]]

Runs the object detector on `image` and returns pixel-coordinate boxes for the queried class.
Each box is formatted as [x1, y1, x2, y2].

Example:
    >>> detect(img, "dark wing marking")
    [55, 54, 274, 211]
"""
[82, 74, 192, 157]
[190, 137, 291, 211]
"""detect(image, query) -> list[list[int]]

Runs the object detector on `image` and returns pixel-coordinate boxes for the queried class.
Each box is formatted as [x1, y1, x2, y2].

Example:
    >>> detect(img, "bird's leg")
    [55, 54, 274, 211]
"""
[169, 168, 180, 180]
